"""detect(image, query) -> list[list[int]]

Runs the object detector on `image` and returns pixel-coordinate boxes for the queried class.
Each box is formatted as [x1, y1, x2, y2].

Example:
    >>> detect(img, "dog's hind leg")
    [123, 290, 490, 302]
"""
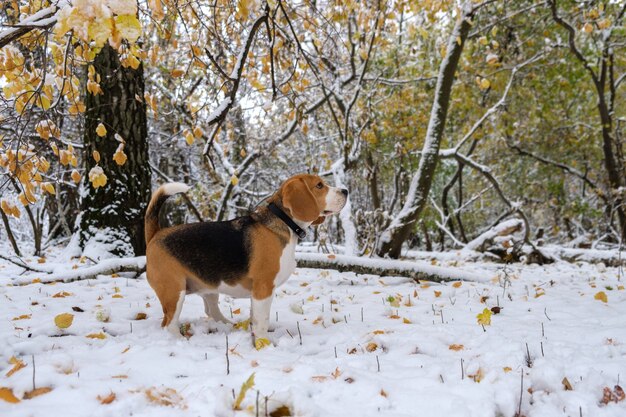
[162, 289, 186, 336]
[202, 293, 232, 324]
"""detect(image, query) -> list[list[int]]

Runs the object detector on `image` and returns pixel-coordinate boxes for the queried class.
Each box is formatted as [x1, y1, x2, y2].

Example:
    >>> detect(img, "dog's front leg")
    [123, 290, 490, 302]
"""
[251, 294, 273, 349]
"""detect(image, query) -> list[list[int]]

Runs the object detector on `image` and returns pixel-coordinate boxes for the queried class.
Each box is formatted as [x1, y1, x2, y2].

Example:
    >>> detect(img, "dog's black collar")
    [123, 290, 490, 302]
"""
[268, 203, 307, 239]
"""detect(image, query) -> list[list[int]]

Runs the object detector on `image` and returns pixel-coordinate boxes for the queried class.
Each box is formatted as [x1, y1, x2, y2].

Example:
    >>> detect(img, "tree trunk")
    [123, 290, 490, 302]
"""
[80, 44, 151, 256]
[376, 7, 475, 258]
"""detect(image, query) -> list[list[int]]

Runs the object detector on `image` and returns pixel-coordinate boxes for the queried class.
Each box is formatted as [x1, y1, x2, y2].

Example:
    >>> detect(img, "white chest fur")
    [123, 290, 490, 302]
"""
[275, 235, 297, 288]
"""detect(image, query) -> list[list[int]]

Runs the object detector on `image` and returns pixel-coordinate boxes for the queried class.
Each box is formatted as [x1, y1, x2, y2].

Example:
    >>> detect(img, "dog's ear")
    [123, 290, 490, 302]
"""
[311, 216, 326, 226]
[282, 178, 321, 223]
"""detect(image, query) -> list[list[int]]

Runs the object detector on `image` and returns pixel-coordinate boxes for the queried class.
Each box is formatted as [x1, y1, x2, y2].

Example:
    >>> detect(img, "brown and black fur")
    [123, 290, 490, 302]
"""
[144, 174, 340, 331]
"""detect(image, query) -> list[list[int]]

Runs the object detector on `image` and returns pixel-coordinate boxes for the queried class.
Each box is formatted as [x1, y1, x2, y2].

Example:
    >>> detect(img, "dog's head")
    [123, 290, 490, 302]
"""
[276, 174, 348, 224]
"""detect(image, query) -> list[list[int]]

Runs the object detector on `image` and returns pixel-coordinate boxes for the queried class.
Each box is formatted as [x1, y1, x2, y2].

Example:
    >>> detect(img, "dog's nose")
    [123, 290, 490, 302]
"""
[341, 188, 348, 196]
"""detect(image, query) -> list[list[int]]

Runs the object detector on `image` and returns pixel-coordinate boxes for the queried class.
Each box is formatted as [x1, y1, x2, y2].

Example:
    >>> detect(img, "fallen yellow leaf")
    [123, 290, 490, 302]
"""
[86, 332, 106, 339]
[476, 308, 492, 326]
[0, 387, 20, 403]
[5, 357, 26, 377]
[594, 291, 608, 303]
[97, 392, 116, 404]
[449, 344, 464, 351]
[366, 342, 378, 352]
[54, 313, 74, 329]
[23, 387, 52, 399]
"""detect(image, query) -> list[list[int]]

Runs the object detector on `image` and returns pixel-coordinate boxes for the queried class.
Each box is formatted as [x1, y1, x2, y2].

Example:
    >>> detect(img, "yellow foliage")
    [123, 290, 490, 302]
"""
[41, 182, 56, 195]
[233, 373, 255, 410]
[0, 387, 20, 403]
[476, 308, 492, 326]
[96, 123, 107, 137]
[88, 166, 108, 188]
[114, 15, 142, 43]
[113, 145, 127, 166]
[54, 313, 74, 329]
[71, 169, 82, 183]
[594, 291, 608, 303]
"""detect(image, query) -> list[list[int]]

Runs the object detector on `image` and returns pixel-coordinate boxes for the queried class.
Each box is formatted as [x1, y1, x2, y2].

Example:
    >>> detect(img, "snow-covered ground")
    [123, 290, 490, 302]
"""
[1, 252, 625, 417]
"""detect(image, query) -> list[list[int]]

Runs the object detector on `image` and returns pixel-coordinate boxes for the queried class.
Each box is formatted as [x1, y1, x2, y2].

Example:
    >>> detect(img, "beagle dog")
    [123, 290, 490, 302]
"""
[144, 174, 348, 348]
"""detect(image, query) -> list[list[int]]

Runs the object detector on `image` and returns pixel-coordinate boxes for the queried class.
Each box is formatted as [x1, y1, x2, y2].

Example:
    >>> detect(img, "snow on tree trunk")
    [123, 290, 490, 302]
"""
[79, 44, 151, 257]
[376, 6, 476, 259]
[332, 160, 357, 256]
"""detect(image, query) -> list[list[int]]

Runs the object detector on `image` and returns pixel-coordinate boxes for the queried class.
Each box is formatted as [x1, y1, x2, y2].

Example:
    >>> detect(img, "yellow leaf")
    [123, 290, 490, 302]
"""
[96, 123, 107, 137]
[5, 357, 26, 377]
[449, 344, 464, 351]
[232, 308, 241, 315]
[594, 291, 608, 303]
[372, 330, 385, 335]
[86, 332, 106, 339]
[13, 314, 31, 320]
[434, 290, 442, 298]
[233, 373, 255, 410]
[255, 338, 271, 350]
[54, 313, 74, 329]
[366, 342, 378, 352]
[234, 319, 250, 331]
[470, 367, 484, 383]
[98, 392, 116, 404]
[402, 318, 412, 324]
[42, 182, 56, 195]
[452, 282, 462, 288]
[479, 78, 490, 90]
[134, 312, 147, 320]
[23, 387, 52, 399]
[476, 308, 492, 326]
[114, 15, 142, 43]
[171, 68, 185, 78]
[113, 146, 127, 166]
[583, 22, 593, 33]
[184, 130, 194, 146]
[52, 291, 72, 298]
[112, 294, 123, 298]
[88, 166, 107, 188]
[71, 170, 81, 183]
[503, 366, 512, 373]
[0, 387, 21, 403]
[193, 126, 203, 138]
[230, 175, 239, 186]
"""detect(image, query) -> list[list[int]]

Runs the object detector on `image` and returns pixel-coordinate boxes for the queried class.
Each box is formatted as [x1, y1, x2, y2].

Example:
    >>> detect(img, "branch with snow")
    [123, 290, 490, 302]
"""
[11, 257, 146, 285]
[0, 1, 66, 48]
[296, 252, 488, 283]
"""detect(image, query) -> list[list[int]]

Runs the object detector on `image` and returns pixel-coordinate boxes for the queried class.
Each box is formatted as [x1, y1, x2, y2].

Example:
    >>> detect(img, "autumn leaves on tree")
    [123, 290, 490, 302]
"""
[1, 0, 625, 258]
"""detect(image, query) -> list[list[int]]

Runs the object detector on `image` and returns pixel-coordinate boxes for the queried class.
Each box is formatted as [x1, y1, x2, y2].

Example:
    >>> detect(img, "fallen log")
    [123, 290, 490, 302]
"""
[11, 257, 146, 285]
[295, 253, 488, 283]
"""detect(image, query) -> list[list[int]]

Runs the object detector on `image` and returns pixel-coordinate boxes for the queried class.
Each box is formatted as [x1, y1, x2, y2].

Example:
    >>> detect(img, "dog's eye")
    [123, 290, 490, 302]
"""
[316, 182, 324, 189]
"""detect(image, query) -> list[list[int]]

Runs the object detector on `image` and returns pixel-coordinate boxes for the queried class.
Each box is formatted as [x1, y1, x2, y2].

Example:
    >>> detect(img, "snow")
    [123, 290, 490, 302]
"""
[206, 97, 233, 125]
[2, 247, 625, 416]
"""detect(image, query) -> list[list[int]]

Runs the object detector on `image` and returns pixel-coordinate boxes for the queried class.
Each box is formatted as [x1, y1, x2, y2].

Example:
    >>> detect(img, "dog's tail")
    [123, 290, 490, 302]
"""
[145, 182, 190, 245]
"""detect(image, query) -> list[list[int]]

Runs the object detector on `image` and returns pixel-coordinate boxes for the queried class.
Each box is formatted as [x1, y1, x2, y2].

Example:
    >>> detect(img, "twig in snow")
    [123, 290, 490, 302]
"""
[461, 358, 465, 380]
[515, 372, 524, 417]
[544, 308, 551, 321]
[296, 321, 302, 346]
[226, 334, 230, 375]
[32, 355, 36, 390]
[0, 253, 51, 273]
[525, 343, 533, 368]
